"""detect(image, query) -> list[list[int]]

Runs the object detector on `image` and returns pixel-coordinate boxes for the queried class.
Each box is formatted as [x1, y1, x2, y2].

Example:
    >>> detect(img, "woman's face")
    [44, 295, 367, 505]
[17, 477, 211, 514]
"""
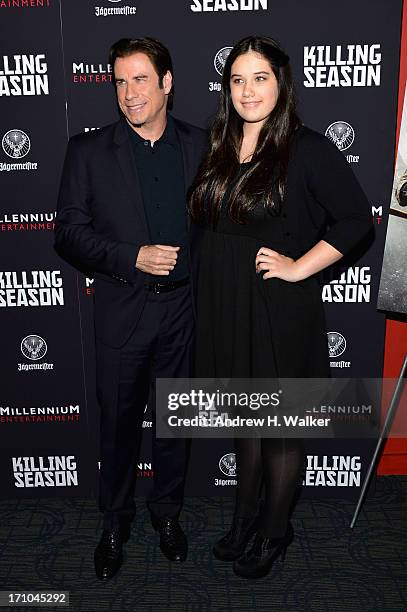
[229, 50, 279, 127]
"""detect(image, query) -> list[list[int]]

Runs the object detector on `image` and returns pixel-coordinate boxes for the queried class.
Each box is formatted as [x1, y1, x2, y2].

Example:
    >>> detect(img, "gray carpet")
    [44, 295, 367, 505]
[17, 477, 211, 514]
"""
[0, 476, 406, 612]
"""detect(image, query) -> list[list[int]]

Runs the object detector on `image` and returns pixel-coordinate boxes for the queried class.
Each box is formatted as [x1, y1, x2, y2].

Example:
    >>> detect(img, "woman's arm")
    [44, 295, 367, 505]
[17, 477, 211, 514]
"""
[256, 129, 373, 282]
[256, 240, 342, 282]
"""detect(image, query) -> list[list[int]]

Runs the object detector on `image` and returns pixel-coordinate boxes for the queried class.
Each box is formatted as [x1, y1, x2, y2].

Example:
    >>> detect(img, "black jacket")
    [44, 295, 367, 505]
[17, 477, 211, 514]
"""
[280, 126, 373, 258]
[55, 115, 207, 348]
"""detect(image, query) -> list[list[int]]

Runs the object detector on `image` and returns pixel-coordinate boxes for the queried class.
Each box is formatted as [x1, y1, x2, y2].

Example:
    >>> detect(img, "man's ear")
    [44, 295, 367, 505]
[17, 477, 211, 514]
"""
[162, 70, 173, 95]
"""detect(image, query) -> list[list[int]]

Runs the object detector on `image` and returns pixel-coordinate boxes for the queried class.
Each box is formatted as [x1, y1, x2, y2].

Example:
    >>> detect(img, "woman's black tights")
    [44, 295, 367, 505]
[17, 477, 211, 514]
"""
[234, 437, 304, 538]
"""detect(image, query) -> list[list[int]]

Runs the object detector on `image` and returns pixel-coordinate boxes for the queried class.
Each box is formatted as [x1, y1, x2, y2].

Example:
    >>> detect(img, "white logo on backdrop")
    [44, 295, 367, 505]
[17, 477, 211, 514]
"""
[95, 0, 136, 17]
[2, 130, 31, 159]
[325, 121, 355, 151]
[13, 456, 78, 488]
[303, 44, 381, 88]
[214, 47, 232, 76]
[322, 266, 371, 303]
[304, 455, 361, 487]
[327, 332, 346, 358]
[20, 335, 47, 361]
[191, 0, 268, 12]
[219, 452, 236, 476]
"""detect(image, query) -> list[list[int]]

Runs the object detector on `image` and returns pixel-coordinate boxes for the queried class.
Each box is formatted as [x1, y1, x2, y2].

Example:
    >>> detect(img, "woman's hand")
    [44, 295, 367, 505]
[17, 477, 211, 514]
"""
[255, 241, 343, 282]
[255, 247, 300, 282]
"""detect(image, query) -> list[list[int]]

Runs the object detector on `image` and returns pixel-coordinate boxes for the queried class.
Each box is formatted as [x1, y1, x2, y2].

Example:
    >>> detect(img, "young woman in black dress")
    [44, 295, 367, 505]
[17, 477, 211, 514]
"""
[188, 36, 372, 579]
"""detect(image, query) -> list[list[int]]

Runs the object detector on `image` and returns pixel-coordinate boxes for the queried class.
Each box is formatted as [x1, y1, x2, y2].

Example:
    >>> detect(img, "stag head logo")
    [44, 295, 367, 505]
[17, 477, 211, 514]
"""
[214, 47, 232, 76]
[325, 121, 355, 151]
[2, 129, 31, 159]
[20, 335, 47, 361]
[219, 452, 237, 477]
[327, 332, 347, 358]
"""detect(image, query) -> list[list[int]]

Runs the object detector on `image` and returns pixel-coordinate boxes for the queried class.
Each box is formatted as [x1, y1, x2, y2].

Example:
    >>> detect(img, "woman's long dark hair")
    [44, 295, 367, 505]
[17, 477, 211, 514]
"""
[188, 35, 301, 224]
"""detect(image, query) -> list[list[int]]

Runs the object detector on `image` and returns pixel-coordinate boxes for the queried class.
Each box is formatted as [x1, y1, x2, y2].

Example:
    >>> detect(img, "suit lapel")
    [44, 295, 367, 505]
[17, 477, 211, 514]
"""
[174, 118, 195, 194]
[112, 118, 149, 237]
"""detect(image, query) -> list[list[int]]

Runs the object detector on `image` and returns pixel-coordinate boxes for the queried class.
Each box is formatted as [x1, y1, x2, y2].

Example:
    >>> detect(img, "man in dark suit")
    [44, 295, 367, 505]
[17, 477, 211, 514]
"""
[55, 37, 207, 581]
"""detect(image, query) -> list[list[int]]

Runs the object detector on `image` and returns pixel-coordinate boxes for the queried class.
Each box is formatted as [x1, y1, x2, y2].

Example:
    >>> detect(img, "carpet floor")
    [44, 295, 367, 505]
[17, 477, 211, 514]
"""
[0, 476, 406, 612]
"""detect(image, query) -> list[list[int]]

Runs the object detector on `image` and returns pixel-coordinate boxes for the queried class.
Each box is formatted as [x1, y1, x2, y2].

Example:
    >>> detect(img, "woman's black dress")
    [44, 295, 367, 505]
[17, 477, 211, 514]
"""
[193, 126, 372, 533]
[195, 126, 372, 380]
[196, 182, 329, 381]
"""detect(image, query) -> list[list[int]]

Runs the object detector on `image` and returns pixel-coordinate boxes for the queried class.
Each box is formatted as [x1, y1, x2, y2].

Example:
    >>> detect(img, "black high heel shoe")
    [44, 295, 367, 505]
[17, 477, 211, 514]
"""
[213, 513, 260, 562]
[232, 522, 294, 579]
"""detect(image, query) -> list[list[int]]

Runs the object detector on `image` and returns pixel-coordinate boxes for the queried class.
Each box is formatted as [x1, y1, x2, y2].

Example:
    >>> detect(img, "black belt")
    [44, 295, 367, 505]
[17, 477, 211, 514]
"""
[145, 277, 189, 294]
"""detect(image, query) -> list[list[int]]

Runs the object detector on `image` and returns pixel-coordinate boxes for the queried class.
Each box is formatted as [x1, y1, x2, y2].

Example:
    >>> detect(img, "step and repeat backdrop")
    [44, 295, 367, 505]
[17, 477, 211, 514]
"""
[0, 0, 403, 500]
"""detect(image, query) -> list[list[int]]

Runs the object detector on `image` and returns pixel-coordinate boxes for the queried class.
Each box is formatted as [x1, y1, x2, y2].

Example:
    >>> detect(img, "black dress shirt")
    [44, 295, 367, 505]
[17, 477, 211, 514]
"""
[128, 115, 189, 281]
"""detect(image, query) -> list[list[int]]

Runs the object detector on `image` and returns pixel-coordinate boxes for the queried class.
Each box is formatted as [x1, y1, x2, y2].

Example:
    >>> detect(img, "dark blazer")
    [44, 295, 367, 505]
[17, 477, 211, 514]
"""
[55, 115, 207, 348]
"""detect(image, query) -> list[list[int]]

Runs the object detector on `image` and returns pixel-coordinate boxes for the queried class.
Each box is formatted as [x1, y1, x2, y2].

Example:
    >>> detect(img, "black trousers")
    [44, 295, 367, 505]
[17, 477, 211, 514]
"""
[95, 284, 193, 530]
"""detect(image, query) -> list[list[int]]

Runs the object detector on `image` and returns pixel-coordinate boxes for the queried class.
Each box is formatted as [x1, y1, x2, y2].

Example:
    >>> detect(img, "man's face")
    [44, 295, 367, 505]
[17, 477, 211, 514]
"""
[114, 52, 172, 129]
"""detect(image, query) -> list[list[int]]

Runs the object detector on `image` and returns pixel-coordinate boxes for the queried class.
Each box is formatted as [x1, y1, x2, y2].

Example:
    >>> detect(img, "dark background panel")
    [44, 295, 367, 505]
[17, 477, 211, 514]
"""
[0, 0, 90, 497]
[0, 1, 68, 208]
[0, 0, 403, 500]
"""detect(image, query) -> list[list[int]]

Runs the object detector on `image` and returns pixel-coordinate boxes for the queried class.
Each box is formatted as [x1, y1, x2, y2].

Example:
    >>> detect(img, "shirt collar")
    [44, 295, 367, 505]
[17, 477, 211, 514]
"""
[126, 114, 178, 148]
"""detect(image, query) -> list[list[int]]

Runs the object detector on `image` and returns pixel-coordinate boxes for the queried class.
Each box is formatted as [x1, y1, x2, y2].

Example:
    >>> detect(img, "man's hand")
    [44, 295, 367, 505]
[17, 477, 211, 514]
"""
[136, 244, 179, 276]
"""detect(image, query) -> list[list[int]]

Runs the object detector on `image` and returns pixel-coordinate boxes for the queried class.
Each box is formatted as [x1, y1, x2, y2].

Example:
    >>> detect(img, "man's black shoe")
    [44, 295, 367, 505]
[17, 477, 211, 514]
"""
[152, 516, 187, 562]
[94, 525, 130, 581]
